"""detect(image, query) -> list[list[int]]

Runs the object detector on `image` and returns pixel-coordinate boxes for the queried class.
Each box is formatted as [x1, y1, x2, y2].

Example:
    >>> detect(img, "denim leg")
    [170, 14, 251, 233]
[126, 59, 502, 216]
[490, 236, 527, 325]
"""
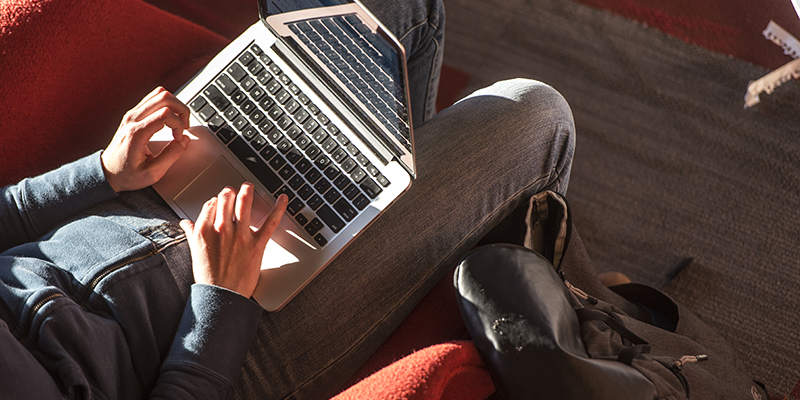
[360, 0, 445, 127]
[234, 78, 576, 400]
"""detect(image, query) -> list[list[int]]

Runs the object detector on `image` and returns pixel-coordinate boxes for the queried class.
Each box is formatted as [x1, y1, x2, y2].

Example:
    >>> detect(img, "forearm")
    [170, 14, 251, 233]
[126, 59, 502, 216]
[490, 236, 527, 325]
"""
[149, 284, 263, 399]
[0, 151, 118, 251]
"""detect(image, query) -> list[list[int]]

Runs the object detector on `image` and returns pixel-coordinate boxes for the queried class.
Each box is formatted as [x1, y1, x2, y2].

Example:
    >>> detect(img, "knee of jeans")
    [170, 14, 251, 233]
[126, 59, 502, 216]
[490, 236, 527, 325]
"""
[475, 79, 574, 134]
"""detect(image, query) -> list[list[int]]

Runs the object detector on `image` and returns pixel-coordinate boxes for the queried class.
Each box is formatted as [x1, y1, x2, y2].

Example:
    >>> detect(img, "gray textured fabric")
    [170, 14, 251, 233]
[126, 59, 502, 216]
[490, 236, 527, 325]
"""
[444, 0, 800, 394]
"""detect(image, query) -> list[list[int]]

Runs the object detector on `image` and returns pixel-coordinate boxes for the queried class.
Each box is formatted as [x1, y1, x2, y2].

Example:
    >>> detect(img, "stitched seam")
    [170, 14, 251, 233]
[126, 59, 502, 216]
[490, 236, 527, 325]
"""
[398, 19, 431, 42]
[423, 29, 441, 121]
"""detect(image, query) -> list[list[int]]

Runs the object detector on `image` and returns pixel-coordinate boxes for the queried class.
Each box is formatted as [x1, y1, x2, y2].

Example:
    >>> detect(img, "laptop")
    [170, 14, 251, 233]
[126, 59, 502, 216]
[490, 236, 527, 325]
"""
[147, 0, 415, 311]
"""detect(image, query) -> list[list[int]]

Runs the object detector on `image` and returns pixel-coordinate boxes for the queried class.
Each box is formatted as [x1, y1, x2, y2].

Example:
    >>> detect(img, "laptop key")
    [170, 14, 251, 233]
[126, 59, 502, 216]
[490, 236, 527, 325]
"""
[376, 174, 390, 187]
[228, 137, 282, 193]
[288, 175, 305, 190]
[231, 90, 247, 105]
[286, 125, 303, 140]
[285, 147, 303, 164]
[314, 178, 332, 195]
[238, 51, 254, 66]
[297, 184, 314, 200]
[324, 165, 340, 180]
[250, 87, 266, 102]
[241, 77, 256, 92]
[197, 104, 216, 122]
[260, 145, 277, 162]
[307, 194, 323, 210]
[241, 99, 256, 115]
[215, 74, 237, 95]
[223, 107, 239, 121]
[232, 116, 248, 131]
[269, 154, 286, 170]
[207, 114, 225, 131]
[317, 205, 345, 233]
[249, 110, 265, 125]
[351, 167, 366, 183]
[360, 177, 382, 199]
[287, 198, 304, 215]
[295, 159, 312, 174]
[227, 63, 247, 82]
[275, 186, 296, 202]
[276, 138, 292, 154]
[305, 144, 321, 160]
[333, 174, 350, 190]
[216, 124, 236, 144]
[340, 157, 357, 173]
[242, 126, 258, 141]
[285, 99, 300, 114]
[252, 135, 267, 151]
[259, 96, 275, 111]
[352, 194, 369, 211]
[314, 234, 328, 247]
[305, 218, 323, 236]
[278, 164, 295, 180]
[189, 96, 207, 112]
[248, 60, 264, 76]
[333, 198, 357, 222]
[324, 188, 340, 204]
[266, 79, 281, 94]
[295, 212, 308, 226]
[343, 183, 361, 201]
[295, 134, 311, 150]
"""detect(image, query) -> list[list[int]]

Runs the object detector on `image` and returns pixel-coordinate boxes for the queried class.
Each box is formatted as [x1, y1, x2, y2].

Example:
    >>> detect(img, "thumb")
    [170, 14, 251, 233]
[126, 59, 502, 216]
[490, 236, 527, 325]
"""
[147, 133, 190, 177]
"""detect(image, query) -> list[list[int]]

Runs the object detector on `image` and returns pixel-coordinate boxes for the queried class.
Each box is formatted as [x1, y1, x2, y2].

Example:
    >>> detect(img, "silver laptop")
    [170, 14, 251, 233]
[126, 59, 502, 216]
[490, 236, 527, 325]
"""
[148, 0, 415, 311]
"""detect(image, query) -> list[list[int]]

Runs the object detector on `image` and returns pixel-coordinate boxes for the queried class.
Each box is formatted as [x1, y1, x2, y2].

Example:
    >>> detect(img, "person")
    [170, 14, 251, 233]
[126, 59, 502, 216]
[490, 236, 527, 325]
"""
[0, 0, 576, 398]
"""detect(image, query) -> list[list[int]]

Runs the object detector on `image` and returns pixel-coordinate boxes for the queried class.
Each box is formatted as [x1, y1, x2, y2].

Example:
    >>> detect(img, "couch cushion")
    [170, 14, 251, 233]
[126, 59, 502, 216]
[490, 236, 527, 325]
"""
[0, 0, 228, 186]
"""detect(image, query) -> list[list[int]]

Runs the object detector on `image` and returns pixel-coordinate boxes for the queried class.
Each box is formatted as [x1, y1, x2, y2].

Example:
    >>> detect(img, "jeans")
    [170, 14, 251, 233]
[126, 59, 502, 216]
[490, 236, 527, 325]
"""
[78, 0, 575, 398]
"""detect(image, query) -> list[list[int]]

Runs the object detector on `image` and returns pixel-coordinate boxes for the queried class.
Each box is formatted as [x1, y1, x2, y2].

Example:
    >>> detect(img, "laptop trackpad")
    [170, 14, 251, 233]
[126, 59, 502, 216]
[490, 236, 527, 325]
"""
[174, 155, 269, 226]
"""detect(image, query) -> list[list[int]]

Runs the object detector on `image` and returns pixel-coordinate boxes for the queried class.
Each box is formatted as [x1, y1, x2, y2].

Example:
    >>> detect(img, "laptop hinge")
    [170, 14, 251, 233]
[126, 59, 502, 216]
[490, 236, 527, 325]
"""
[271, 37, 396, 167]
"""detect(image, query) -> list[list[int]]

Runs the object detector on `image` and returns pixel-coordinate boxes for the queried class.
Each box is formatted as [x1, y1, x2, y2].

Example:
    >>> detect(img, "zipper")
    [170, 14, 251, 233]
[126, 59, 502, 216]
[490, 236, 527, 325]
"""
[655, 355, 708, 399]
[79, 249, 159, 306]
[16, 249, 159, 342]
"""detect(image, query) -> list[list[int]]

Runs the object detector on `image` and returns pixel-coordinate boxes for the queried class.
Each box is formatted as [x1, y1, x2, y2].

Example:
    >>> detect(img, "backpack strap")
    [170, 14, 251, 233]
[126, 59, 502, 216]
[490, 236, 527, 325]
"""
[574, 308, 651, 366]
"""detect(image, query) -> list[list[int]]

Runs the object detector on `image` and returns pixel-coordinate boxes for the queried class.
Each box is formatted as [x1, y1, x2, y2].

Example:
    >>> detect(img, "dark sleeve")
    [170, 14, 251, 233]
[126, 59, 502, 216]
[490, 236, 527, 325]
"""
[149, 284, 264, 399]
[0, 151, 118, 252]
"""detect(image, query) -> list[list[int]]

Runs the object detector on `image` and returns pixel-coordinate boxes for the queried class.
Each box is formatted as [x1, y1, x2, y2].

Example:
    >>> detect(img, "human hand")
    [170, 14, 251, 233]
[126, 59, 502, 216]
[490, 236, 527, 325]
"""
[101, 87, 191, 192]
[179, 184, 288, 298]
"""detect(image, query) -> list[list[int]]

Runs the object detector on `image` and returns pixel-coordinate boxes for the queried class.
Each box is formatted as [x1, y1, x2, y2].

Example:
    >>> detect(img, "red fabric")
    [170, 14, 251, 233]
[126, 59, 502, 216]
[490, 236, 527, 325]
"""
[343, 267, 470, 388]
[333, 341, 494, 400]
[0, 0, 228, 186]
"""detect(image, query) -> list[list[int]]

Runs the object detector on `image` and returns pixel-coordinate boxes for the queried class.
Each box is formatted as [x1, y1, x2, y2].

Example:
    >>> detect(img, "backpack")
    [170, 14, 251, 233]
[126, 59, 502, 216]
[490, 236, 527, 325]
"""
[454, 191, 769, 400]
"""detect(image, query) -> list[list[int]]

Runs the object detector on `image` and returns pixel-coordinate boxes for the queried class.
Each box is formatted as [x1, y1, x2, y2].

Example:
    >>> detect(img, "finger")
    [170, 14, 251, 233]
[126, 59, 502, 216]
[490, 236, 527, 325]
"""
[143, 137, 189, 182]
[214, 187, 237, 230]
[131, 89, 190, 127]
[134, 87, 168, 110]
[256, 194, 288, 244]
[196, 197, 218, 233]
[179, 219, 194, 236]
[131, 106, 186, 146]
[234, 183, 255, 229]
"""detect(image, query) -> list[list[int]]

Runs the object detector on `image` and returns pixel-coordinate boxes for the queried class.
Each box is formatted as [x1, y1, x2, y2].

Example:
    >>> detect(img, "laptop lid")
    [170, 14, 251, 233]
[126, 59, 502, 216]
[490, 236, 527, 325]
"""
[257, 0, 417, 178]
[262, 0, 349, 15]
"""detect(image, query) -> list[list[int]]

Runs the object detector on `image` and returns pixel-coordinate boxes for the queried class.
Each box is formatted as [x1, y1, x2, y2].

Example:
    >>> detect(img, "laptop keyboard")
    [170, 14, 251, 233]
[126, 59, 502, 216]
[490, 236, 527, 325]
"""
[189, 43, 391, 247]
[288, 15, 411, 152]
